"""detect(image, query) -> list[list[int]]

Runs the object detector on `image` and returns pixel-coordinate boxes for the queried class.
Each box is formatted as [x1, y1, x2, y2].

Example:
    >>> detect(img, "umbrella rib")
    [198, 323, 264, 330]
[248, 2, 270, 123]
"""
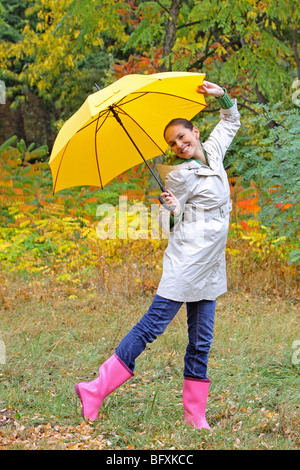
[53, 140, 70, 194]
[53, 110, 108, 193]
[113, 104, 166, 155]
[73, 91, 205, 135]
[131, 91, 207, 107]
[110, 105, 166, 192]
[114, 92, 148, 107]
[94, 112, 106, 189]
[118, 90, 206, 108]
[76, 109, 109, 134]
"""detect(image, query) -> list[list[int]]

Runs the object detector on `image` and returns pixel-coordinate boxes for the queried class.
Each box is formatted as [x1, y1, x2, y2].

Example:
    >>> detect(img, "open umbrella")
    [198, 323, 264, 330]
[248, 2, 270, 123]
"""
[49, 71, 206, 206]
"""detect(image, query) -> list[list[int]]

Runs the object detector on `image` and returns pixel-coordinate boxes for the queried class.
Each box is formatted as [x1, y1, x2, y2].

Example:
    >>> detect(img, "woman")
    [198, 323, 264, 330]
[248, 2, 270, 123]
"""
[75, 81, 241, 430]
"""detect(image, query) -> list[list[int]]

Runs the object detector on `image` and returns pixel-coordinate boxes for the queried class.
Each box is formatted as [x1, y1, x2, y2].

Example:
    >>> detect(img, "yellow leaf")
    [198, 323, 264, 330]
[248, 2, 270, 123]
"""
[19, 220, 31, 228]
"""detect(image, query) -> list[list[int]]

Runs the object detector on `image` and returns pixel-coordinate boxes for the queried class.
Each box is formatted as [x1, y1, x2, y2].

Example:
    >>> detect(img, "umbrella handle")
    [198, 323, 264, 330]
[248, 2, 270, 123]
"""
[159, 196, 176, 212]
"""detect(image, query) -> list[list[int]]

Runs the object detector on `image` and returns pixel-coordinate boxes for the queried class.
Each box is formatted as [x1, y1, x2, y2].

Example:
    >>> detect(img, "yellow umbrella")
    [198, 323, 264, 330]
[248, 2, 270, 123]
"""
[49, 71, 206, 196]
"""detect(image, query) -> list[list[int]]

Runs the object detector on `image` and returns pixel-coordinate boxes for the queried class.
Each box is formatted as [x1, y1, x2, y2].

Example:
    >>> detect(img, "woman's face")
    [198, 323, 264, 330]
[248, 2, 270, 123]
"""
[164, 124, 201, 159]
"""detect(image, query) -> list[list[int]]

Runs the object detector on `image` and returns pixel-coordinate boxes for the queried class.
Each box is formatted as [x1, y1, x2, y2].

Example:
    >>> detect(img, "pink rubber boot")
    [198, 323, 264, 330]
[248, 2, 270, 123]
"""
[75, 353, 134, 421]
[183, 377, 211, 430]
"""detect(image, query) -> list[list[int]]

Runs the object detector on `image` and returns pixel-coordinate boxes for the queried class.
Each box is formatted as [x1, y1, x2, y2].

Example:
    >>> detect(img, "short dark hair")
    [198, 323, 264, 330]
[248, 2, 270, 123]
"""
[163, 118, 194, 138]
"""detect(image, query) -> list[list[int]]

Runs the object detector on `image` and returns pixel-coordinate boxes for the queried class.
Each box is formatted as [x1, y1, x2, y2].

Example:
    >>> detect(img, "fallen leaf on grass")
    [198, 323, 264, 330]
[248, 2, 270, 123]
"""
[0, 413, 110, 450]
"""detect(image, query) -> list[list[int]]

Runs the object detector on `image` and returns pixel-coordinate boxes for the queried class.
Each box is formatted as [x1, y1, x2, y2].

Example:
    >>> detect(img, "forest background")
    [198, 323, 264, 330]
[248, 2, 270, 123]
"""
[0, 0, 299, 450]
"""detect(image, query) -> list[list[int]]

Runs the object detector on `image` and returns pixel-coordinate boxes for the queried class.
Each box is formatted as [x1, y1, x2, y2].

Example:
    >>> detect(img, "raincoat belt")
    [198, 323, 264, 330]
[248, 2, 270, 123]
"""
[204, 199, 232, 220]
[182, 199, 232, 223]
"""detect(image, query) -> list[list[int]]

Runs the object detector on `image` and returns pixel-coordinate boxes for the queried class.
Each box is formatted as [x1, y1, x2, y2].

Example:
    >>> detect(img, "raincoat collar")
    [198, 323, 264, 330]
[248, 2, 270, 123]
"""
[156, 145, 210, 184]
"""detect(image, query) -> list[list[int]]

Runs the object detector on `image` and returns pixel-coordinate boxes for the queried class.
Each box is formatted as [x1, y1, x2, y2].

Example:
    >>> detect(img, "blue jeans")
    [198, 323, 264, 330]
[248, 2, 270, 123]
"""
[115, 294, 216, 380]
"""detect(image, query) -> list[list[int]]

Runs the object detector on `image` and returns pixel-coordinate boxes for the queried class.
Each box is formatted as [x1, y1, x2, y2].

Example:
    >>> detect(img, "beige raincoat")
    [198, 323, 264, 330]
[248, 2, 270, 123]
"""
[156, 100, 241, 302]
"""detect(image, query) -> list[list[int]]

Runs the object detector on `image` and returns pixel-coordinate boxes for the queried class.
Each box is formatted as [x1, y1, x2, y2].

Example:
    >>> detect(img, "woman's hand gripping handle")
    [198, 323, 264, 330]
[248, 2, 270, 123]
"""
[159, 189, 181, 215]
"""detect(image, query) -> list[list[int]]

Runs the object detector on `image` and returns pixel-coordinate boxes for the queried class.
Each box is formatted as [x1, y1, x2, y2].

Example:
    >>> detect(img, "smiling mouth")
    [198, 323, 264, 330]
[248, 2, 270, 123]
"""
[180, 144, 190, 154]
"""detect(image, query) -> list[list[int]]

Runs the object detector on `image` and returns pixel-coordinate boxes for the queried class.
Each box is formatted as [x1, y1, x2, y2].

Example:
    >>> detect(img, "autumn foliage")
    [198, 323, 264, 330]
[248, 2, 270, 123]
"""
[0, 0, 299, 296]
[0, 133, 298, 301]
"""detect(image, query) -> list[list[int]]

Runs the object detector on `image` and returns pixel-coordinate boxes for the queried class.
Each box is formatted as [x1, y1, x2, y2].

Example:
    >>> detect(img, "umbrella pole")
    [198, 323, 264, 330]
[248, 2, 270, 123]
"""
[109, 107, 166, 192]
[109, 107, 175, 212]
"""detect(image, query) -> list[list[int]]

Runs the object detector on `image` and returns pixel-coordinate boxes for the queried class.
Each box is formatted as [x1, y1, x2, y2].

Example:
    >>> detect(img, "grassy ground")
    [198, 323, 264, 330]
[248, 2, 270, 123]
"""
[0, 272, 299, 450]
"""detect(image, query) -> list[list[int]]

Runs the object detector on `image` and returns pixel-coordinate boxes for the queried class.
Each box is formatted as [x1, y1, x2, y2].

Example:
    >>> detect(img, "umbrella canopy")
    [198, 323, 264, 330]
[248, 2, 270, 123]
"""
[49, 71, 206, 193]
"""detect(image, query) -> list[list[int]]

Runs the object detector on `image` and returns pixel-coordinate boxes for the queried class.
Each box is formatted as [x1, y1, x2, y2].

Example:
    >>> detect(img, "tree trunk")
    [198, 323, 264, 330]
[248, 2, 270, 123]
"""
[15, 106, 27, 142]
[254, 83, 277, 130]
[162, 0, 182, 71]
